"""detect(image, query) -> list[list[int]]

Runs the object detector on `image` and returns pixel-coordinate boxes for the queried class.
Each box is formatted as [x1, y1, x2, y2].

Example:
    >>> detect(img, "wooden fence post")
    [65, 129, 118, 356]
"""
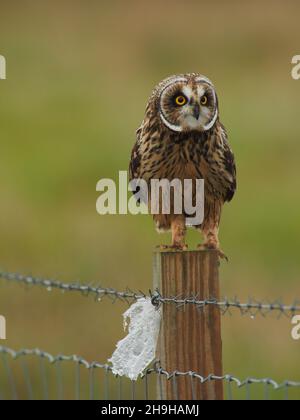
[153, 250, 223, 400]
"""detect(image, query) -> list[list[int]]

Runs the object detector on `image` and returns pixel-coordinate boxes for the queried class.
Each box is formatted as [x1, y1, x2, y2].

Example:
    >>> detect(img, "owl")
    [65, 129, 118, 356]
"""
[129, 73, 236, 259]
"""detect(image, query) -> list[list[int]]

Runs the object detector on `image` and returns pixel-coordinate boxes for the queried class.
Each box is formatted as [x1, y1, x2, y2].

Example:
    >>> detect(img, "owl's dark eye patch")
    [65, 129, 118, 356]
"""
[203, 90, 214, 105]
[172, 92, 188, 107]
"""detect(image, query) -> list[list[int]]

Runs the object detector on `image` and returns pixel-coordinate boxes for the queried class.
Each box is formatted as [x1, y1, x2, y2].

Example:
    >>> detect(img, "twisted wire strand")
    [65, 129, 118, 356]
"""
[0, 270, 300, 318]
[0, 270, 145, 303]
[0, 346, 299, 392]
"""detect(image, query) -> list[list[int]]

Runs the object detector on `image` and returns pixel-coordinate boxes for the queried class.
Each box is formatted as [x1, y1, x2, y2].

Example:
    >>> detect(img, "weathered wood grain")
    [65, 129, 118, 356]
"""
[153, 250, 223, 400]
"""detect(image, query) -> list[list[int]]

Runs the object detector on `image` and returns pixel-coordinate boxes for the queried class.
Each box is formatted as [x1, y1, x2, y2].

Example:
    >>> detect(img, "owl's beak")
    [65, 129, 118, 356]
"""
[193, 103, 200, 120]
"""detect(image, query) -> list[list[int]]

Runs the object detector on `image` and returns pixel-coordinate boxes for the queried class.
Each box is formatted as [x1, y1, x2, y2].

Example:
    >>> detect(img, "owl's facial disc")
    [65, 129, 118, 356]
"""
[159, 78, 218, 133]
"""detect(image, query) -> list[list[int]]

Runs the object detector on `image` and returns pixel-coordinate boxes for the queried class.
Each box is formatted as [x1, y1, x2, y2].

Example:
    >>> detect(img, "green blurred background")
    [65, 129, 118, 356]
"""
[0, 0, 300, 399]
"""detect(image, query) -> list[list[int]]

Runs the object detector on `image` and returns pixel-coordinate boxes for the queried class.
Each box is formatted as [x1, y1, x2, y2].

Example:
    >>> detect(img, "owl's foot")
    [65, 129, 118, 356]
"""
[197, 243, 228, 261]
[157, 244, 188, 252]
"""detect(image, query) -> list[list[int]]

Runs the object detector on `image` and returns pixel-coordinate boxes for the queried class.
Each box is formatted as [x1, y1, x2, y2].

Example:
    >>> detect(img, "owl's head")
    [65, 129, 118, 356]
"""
[153, 73, 219, 133]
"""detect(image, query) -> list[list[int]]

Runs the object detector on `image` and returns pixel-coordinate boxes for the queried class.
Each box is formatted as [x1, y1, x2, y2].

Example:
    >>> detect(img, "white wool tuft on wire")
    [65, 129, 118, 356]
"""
[109, 297, 161, 381]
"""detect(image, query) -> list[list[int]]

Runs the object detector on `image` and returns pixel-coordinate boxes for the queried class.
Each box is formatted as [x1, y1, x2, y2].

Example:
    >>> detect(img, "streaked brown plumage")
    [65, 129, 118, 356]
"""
[129, 73, 236, 257]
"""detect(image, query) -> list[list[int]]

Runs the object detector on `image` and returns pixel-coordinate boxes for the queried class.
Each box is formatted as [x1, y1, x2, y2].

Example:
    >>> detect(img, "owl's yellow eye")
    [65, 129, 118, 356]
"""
[175, 95, 187, 106]
[201, 95, 208, 106]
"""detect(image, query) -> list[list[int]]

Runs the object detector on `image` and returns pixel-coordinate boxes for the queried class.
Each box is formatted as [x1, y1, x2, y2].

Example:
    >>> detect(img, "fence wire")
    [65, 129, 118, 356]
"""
[0, 270, 299, 318]
[1, 269, 300, 400]
[0, 346, 299, 401]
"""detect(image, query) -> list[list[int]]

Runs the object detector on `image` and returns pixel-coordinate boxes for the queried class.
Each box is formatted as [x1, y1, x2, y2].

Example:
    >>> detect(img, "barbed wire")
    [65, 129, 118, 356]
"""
[0, 270, 145, 303]
[0, 270, 300, 318]
[0, 346, 299, 401]
[151, 291, 300, 318]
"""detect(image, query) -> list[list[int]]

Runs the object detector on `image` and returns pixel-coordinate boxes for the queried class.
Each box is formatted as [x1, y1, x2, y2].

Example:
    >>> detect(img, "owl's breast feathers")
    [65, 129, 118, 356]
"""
[129, 119, 236, 204]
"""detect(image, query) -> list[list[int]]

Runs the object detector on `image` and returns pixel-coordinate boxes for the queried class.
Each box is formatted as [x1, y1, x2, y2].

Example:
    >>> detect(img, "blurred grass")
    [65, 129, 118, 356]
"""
[0, 0, 300, 399]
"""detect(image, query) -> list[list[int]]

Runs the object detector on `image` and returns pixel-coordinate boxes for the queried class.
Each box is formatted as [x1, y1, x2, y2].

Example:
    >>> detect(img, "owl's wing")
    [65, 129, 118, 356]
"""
[222, 141, 237, 203]
[129, 126, 142, 181]
[129, 127, 148, 205]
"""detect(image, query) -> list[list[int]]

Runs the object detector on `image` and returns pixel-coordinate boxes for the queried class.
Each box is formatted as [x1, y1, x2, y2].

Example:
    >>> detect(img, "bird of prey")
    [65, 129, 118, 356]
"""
[129, 73, 236, 258]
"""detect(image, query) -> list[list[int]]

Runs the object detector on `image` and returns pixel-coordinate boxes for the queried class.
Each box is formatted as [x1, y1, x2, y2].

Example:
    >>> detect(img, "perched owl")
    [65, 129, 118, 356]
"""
[129, 73, 236, 258]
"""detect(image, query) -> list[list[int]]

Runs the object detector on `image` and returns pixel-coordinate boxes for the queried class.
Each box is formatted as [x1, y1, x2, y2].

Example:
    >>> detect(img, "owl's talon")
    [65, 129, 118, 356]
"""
[217, 250, 229, 262]
[197, 244, 228, 261]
